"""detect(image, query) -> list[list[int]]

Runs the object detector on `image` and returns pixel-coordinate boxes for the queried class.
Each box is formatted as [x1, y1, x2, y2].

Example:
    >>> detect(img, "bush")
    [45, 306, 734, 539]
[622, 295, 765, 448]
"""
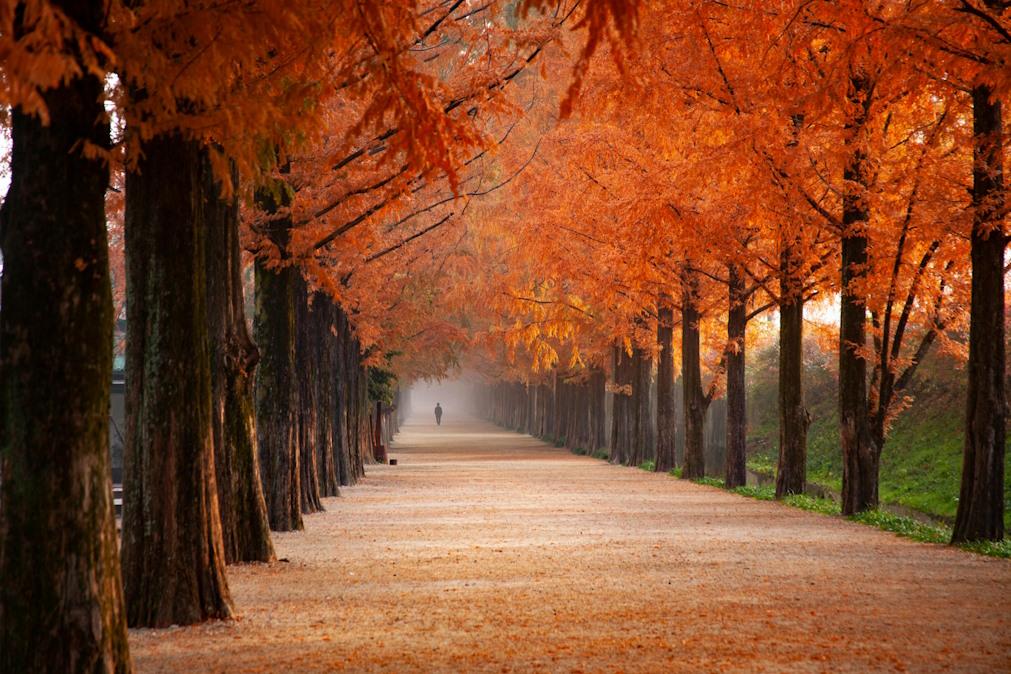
[638, 460, 656, 472]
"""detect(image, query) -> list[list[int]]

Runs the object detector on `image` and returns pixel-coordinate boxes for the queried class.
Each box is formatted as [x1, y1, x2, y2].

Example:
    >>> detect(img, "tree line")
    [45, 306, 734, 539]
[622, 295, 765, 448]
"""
[466, 0, 1007, 550]
[1, 0, 635, 670]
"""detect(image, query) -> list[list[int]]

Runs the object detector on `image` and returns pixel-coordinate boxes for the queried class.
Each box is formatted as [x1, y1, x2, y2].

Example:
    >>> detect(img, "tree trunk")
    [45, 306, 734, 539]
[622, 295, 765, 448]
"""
[203, 157, 274, 563]
[953, 81, 1006, 543]
[295, 277, 323, 515]
[627, 350, 643, 466]
[315, 295, 340, 498]
[656, 304, 676, 473]
[634, 347, 654, 464]
[0, 16, 132, 664]
[122, 135, 232, 626]
[776, 247, 808, 498]
[335, 308, 353, 487]
[590, 370, 607, 452]
[725, 266, 748, 488]
[682, 271, 708, 479]
[611, 346, 632, 465]
[839, 70, 880, 515]
[254, 186, 303, 532]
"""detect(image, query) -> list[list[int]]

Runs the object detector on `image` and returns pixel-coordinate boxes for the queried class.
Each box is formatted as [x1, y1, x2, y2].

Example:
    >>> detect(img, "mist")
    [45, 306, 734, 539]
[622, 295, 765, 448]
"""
[408, 378, 479, 423]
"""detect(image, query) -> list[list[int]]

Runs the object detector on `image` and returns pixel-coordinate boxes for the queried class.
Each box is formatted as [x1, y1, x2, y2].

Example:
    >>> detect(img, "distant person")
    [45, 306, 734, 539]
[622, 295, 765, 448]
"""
[434, 403, 443, 426]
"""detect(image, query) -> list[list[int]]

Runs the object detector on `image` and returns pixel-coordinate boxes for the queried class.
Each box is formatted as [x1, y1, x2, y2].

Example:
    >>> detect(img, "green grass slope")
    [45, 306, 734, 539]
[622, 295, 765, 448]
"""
[745, 343, 1011, 529]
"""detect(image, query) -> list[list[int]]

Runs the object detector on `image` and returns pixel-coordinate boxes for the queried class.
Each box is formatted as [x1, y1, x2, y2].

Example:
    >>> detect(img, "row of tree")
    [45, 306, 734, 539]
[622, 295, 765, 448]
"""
[465, 0, 1007, 547]
[2, 0, 625, 669]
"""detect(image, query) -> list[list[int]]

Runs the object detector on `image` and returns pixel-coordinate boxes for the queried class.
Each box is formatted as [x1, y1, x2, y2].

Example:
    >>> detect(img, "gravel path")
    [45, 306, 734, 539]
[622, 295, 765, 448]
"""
[131, 417, 1011, 672]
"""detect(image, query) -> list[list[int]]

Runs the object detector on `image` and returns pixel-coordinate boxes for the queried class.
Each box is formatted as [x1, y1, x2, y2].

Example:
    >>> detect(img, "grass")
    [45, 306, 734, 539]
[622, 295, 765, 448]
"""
[746, 346, 1011, 530]
[784, 493, 840, 515]
[569, 445, 609, 461]
[731, 484, 775, 500]
[960, 538, 1011, 558]
[849, 509, 948, 544]
[685, 476, 1010, 559]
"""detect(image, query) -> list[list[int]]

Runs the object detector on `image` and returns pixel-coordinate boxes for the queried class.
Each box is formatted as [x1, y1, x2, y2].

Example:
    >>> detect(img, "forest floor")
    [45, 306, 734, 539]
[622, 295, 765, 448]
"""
[130, 417, 1011, 673]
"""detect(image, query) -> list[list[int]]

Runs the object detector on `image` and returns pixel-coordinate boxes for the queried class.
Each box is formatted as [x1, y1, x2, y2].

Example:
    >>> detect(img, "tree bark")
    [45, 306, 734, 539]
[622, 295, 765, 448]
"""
[335, 308, 353, 487]
[203, 157, 275, 563]
[295, 277, 323, 514]
[839, 70, 880, 515]
[682, 270, 708, 479]
[315, 295, 340, 498]
[953, 81, 1006, 543]
[590, 370, 607, 452]
[634, 347, 654, 464]
[656, 303, 676, 473]
[725, 266, 748, 488]
[122, 136, 232, 626]
[611, 345, 632, 465]
[0, 10, 132, 663]
[776, 245, 808, 498]
[254, 184, 303, 532]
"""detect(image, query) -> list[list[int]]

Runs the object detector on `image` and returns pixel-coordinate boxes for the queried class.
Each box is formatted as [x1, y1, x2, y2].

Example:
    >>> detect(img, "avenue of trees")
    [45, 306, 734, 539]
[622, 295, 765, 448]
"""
[0, 0, 1006, 671]
[466, 0, 1007, 543]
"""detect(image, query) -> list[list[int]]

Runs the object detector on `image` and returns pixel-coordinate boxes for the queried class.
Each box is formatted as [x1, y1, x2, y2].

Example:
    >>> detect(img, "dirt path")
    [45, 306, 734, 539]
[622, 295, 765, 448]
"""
[131, 417, 1011, 673]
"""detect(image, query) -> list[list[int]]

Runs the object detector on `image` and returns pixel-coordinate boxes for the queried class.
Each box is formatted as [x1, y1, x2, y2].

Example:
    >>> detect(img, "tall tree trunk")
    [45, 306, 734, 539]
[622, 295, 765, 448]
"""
[638, 347, 655, 464]
[122, 136, 232, 626]
[776, 244, 808, 498]
[840, 71, 880, 515]
[0, 14, 132, 663]
[315, 295, 340, 498]
[682, 270, 708, 479]
[953, 80, 1006, 543]
[295, 277, 323, 515]
[203, 158, 274, 563]
[635, 348, 654, 464]
[335, 308, 353, 487]
[656, 303, 676, 473]
[725, 266, 748, 488]
[356, 362, 371, 472]
[590, 370, 606, 452]
[254, 186, 303, 532]
[627, 350, 643, 466]
[611, 346, 631, 465]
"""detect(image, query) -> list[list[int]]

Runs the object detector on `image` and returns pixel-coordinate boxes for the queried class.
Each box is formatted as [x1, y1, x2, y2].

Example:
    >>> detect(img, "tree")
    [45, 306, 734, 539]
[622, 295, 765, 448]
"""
[839, 68, 879, 513]
[954, 0, 1006, 541]
[0, 0, 131, 668]
[203, 158, 275, 563]
[254, 181, 304, 532]
[655, 301, 677, 473]
[121, 135, 232, 626]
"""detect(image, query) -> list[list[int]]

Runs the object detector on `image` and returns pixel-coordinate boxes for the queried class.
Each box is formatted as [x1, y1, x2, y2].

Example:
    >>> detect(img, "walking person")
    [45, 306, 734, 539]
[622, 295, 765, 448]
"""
[434, 402, 443, 426]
